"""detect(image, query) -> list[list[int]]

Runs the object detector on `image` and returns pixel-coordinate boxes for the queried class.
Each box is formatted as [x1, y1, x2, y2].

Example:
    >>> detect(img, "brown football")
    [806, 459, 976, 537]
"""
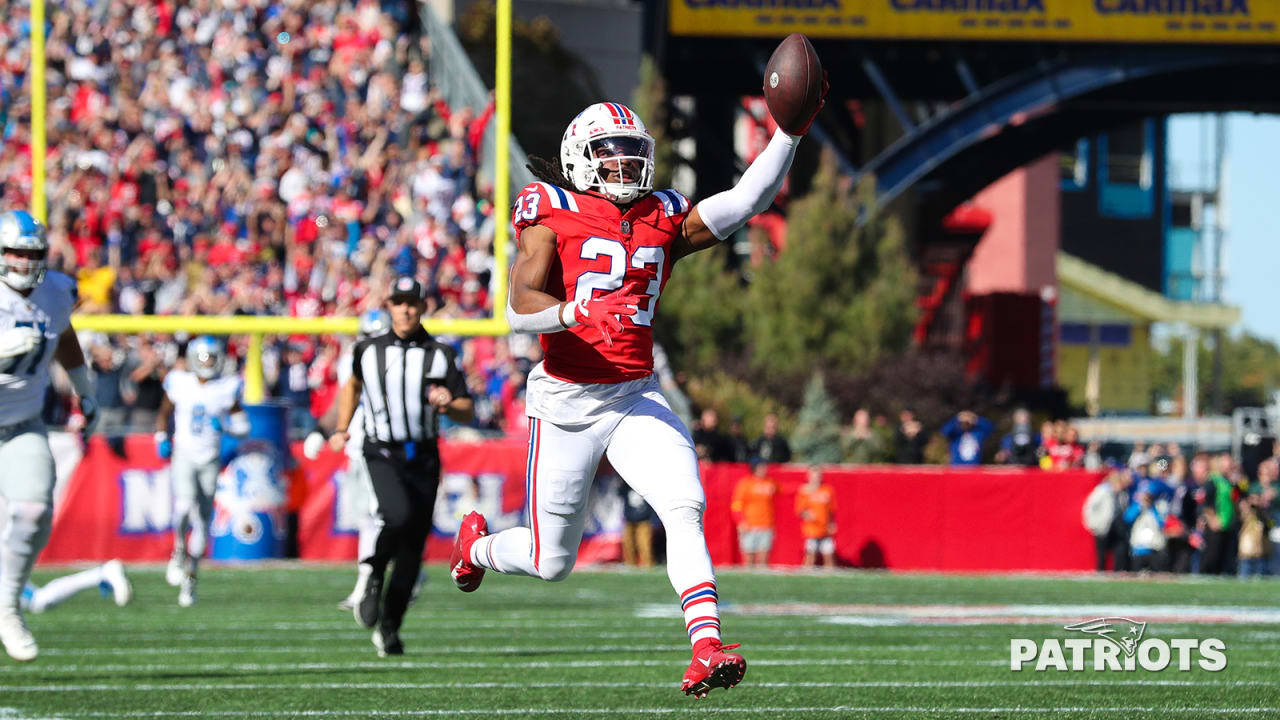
[763, 33, 824, 135]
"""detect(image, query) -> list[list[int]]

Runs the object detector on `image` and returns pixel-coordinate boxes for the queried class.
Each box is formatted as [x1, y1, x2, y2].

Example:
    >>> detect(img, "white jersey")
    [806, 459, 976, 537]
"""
[337, 348, 365, 457]
[0, 272, 76, 425]
[163, 370, 243, 465]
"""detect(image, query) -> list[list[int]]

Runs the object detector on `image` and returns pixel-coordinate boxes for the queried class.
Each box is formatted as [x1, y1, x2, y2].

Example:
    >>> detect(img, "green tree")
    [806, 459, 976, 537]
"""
[1151, 330, 1280, 413]
[791, 374, 844, 463]
[743, 152, 917, 378]
[655, 244, 745, 374]
[630, 55, 674, 191]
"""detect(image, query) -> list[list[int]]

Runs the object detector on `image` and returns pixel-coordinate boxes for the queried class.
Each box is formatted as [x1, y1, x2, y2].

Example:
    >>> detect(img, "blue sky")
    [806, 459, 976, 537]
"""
[1168, 113, 1280, 344]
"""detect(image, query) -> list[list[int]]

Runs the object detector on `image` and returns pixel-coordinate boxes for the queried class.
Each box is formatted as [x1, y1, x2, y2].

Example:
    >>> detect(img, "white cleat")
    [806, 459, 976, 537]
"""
[178, 576, 197, 608]
[103, 560, 133, 607]
[165, 555, 185, 587]
[0, 610, 38, 662]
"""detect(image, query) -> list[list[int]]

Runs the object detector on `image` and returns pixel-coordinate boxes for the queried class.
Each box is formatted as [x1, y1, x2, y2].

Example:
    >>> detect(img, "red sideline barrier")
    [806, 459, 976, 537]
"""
[42, 436, 1104, 571]
[703, 464, 1105, 571]
[41, 434, 623, 565]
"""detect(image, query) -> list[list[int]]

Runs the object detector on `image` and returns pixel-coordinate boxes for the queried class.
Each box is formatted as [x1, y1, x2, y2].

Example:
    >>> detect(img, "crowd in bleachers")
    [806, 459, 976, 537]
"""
[0, 0, 544, 433]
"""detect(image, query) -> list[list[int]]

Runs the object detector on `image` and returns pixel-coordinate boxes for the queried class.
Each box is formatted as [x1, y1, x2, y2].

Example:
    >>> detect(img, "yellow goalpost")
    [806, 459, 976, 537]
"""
[35, 0, 516, 403]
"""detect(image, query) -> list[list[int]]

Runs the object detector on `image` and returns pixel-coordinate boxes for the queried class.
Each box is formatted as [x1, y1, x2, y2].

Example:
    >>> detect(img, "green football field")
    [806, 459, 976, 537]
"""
[4, 564, 1279, 719]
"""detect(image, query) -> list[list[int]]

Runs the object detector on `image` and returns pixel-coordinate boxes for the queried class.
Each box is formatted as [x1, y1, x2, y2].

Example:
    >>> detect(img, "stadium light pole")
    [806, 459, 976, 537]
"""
[30, 0, 46, 223]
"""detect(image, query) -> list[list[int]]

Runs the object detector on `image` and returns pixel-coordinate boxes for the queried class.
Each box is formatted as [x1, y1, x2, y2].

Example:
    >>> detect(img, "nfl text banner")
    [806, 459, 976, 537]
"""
[669, 1, 1280, 44]
[41, 434, 624, 565]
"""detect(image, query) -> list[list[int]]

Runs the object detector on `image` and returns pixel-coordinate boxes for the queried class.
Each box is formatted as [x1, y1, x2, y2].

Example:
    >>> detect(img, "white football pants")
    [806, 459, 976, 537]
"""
[471, 380, 723, 644]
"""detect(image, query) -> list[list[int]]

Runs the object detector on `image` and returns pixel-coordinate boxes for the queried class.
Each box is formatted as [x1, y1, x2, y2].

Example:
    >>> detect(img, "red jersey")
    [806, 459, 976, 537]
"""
[512, 181, 691, 384]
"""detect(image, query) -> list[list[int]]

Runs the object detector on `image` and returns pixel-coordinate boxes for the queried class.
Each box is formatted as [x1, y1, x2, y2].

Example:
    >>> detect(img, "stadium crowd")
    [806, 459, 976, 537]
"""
[0, 0, 544, 434]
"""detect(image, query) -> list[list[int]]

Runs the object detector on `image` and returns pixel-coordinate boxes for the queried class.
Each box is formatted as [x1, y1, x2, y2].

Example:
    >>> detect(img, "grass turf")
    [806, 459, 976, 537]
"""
[4, 564, 1278, 719]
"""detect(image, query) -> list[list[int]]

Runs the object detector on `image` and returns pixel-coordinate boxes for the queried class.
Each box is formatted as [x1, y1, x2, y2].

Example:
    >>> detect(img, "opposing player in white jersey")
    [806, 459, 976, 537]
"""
[333, 309, 390, 611]
[155, 336, 248, 607]
[0, 210, 100, 662]
[3, 558, 133, 614]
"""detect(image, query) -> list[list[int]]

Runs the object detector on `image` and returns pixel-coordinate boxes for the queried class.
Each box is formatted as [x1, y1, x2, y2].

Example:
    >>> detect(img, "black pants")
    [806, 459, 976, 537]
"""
[1200, 528, 1238, 575]
[1096, 526, 1130, 572]
[364, 445, 440, 633]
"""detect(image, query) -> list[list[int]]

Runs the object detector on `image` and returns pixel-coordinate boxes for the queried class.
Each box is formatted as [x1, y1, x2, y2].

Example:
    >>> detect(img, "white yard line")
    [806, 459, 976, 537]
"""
[4, 679, 1277, 692]
[0, 658, 1012, 674]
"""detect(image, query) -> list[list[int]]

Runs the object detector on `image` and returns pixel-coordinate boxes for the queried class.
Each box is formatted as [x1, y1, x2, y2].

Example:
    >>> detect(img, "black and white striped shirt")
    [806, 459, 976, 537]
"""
[351, 328, 469, 447]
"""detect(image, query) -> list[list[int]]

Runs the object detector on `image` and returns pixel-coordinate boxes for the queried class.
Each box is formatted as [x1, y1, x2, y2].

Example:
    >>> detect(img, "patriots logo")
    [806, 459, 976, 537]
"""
[1064, 617, 1147, 657]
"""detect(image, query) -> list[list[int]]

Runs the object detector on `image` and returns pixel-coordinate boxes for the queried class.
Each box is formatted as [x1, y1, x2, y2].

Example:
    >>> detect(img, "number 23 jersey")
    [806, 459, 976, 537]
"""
[512, 181, 691, 384]
[0, 272, 76, 426]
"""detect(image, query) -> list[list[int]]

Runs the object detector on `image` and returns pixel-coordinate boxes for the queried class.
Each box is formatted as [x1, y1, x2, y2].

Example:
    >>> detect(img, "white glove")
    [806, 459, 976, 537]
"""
[0, 326, 41, 359]
[302, 431, 326, 460]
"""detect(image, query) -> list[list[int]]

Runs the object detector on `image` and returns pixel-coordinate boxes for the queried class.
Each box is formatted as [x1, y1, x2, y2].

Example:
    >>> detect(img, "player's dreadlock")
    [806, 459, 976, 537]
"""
[526, 155, 574, 191]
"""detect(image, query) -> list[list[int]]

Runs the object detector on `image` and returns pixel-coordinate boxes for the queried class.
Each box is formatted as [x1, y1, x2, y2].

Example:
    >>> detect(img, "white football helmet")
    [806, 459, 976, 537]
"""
[0, 210, 48, 292]
[186, 336, 224, 380]
[560, 102, 655, 204]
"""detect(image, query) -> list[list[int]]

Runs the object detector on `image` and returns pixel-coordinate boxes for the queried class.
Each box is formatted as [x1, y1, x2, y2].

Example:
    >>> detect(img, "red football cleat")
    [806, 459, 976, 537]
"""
[450, 511, 488, 593]
[681, 639, 746, 699]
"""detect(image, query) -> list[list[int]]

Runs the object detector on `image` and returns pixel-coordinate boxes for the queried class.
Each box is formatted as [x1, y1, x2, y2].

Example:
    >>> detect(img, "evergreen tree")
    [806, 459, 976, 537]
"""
[744, 151, 917, 378]
[631, 55, 675, 191]
[655, 244, 745, 374]
[791, 374, 843, 464]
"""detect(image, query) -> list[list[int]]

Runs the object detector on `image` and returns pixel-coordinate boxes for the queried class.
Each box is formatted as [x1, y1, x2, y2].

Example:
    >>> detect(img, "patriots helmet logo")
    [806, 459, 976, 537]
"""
[1064, 617, 1148, 657]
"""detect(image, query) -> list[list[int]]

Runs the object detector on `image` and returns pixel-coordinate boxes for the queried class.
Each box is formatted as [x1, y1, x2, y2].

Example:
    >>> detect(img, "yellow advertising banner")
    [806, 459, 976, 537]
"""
[669, 0, 1280, 44]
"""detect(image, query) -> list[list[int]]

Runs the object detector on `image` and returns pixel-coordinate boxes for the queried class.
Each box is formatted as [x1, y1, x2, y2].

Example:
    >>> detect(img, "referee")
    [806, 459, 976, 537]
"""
[330, 276, 473, 656]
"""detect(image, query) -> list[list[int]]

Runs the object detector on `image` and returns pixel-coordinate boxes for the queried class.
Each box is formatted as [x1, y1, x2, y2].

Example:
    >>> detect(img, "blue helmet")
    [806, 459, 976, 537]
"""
[0, 210, 48, 292]
[358, 309, 391, 339]
[186, 336, 224, 380]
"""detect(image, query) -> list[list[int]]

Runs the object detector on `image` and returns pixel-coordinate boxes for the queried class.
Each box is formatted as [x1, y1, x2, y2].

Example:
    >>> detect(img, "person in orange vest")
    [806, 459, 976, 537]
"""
[796, 466, 837, 568]
[731, 459, 777, 567]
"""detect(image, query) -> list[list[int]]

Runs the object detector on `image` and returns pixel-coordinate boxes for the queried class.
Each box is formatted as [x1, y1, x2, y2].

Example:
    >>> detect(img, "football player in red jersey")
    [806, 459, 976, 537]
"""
[450, 95, 823, 698]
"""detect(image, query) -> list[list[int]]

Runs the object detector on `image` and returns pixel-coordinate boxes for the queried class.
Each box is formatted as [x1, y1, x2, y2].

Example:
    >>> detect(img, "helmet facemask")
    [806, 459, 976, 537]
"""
[1, 247, 47, 292]
[187, 339, 223, 380]
[0, 211, 49, 292]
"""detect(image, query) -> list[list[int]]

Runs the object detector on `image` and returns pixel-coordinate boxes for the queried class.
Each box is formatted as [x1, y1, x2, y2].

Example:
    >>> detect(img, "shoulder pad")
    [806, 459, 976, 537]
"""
[650, 189, 691, 218]
[512, 182, 580, 235]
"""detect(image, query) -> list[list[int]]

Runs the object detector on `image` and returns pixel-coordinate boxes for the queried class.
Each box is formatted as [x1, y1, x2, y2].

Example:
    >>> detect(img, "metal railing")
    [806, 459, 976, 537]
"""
[421, 1, 533, 196]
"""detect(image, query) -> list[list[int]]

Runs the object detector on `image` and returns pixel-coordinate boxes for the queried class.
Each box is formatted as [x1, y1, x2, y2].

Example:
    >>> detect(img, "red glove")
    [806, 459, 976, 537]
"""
[794, 71, 829, 136]
[572, 280, 646, 348]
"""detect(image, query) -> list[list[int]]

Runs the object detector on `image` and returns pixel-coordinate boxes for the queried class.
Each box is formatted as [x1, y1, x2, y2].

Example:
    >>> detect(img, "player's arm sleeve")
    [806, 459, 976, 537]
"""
[695, 129, 799, 240]
[506, 298, 570, 334]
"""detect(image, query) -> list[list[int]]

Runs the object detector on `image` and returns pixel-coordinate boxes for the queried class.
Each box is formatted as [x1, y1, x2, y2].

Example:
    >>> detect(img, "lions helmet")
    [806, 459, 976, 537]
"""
[358, 309, 391, 340]
[560, 103, 655, 204]
[186, 336, 224, 380]
[0, 210, 48, 292]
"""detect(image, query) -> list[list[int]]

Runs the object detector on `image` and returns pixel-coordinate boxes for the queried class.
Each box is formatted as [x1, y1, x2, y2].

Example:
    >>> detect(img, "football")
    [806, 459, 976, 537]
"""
[763, 33, 824, 135]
